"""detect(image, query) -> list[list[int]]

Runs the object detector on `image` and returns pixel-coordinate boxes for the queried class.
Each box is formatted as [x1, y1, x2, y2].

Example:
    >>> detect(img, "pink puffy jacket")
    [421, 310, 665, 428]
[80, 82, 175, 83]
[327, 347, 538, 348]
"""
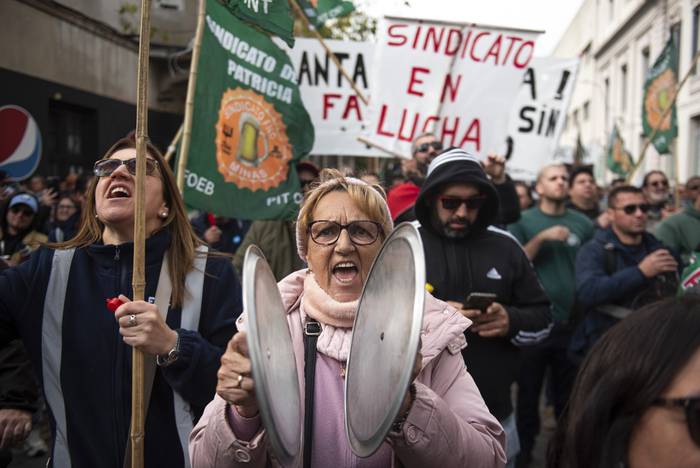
[190, 270, 506, 468]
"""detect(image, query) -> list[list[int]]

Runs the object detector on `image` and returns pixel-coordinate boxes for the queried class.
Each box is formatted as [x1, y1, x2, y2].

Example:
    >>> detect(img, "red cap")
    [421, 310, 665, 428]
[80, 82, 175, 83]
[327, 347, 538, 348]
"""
[387, 182, 420, 221]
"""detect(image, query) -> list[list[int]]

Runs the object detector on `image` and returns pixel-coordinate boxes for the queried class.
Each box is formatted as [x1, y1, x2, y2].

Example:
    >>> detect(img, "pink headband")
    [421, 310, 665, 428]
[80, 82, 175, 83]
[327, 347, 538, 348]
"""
[296, 177, 394, 261]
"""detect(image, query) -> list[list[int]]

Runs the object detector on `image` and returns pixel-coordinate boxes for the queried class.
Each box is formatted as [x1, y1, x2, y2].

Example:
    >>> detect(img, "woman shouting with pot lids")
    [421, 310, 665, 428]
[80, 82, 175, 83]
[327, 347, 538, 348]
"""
[190, 170, 505, 468]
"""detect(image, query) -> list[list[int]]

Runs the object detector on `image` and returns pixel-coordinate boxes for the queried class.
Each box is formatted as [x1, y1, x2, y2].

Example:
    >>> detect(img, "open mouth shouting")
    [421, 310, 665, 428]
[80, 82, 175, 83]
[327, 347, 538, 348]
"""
[332, 260, 359, 284]
[106, 184, 132, 200]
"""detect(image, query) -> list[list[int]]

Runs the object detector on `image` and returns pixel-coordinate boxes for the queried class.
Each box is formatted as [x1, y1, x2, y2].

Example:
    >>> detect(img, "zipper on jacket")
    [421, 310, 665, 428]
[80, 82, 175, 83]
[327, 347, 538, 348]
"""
[114, 245, 120, 261]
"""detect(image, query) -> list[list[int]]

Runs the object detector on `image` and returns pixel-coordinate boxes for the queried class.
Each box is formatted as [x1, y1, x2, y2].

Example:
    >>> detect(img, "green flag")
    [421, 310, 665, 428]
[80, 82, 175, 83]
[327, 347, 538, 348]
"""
[606, 126, 634, 176]
[181, 0, 314, 220]
[220, 0, 295, 46]
[642, 37, 679, 154]
[297, 0, 355, 29]
[679, 252, 700, 295]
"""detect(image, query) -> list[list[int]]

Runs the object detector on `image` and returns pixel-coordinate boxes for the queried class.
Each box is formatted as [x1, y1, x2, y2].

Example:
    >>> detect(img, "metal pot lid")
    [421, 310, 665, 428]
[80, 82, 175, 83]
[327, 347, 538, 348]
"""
[242, 245, 301, 465]
[344, 222, 425, 457]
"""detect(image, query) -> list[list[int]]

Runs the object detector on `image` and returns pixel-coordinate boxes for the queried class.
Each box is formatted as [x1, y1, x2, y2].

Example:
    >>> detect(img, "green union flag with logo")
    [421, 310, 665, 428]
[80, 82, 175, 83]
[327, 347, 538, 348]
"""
[642, 38, 679, 154]
[182, 0, 314, 220]
[606, 126, 634, 176]
[297, 0, 356, 29]
[220, 0, 295, 47]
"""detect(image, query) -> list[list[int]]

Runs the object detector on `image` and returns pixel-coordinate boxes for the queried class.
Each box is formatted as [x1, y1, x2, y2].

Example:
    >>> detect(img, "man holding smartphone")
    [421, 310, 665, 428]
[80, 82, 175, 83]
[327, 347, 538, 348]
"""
[414, 148, 551, 467]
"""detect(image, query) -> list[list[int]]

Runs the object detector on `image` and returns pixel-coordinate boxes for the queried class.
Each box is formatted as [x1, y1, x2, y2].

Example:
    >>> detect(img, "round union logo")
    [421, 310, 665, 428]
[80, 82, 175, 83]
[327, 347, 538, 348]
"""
[215, 88, 292, 192]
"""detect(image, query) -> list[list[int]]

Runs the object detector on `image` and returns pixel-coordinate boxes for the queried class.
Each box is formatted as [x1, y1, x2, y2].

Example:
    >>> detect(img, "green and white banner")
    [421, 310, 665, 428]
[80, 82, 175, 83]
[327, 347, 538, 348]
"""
[297, 0, 355, 29]
[182, 0, 314, 220]
[220, 0, 295, 46]
[642, 38, 678, 155]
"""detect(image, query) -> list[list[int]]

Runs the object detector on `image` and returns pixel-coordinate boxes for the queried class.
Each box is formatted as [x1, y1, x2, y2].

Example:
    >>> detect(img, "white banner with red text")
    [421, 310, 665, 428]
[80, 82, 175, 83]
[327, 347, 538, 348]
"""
[364, 17, 540, 159]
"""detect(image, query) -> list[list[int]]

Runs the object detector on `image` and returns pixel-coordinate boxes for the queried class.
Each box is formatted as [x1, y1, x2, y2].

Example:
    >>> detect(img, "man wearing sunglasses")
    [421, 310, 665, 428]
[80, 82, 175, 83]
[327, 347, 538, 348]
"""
[642, 170, 676, 230]
[0, 193, 47, 267]
[574, 185, 681, 359]
[655, 175, 700, 264]
[414, 148, 551, 467]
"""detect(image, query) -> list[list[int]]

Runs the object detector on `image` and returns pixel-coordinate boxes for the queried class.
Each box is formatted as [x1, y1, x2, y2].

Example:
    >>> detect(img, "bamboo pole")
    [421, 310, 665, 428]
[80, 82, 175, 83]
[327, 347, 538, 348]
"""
[164, 123, 184, 163]
[357, 136, 407, 159]
[627, 48, 700, 183]
[289, 0, 369, 106]
[131, 0, 152, 466]
[176, 0, 207, 193]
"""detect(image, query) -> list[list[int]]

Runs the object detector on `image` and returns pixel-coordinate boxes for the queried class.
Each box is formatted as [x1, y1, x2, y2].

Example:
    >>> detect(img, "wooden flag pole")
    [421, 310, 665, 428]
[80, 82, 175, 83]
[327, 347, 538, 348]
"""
[131, 0, 152, 466]
[627, 48, 700, 183]
[176, 0, 207, 193]
[164, 123, 184, 163]
[356, 136, 406, 159]
[289, 0, 369, 106]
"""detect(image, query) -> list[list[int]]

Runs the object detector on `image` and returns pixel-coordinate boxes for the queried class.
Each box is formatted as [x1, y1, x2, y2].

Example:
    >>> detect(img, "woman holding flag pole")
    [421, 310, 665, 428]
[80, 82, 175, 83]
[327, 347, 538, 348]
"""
[0, 135, 242, 467]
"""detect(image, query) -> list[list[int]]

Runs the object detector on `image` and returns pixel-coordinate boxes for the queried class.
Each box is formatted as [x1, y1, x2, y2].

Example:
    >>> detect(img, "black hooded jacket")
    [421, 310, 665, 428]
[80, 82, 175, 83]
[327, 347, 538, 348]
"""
[415, 152, 552, 420]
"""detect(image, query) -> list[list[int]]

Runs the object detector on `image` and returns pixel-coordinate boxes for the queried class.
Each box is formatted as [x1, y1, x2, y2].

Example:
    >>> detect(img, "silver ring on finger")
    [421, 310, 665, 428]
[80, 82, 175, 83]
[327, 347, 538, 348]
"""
[233, 373, 243, 388]
[127, 314, 137, 327]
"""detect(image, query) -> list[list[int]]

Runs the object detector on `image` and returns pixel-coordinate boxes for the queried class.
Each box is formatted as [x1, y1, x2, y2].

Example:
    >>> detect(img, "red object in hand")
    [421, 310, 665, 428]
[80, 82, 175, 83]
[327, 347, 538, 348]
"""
[207, 213, 216, 227]
[106, 297, 124, 313]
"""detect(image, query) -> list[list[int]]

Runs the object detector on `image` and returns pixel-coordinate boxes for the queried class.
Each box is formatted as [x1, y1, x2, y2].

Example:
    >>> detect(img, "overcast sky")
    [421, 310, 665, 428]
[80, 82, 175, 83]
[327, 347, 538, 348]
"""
[364, 0, 585, 56]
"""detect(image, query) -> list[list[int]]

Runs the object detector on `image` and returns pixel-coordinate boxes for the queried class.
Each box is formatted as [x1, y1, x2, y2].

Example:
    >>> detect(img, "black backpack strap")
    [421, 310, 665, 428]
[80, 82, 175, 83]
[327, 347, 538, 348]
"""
[603, 242, 617, 275]
[303, 319, 321, 468]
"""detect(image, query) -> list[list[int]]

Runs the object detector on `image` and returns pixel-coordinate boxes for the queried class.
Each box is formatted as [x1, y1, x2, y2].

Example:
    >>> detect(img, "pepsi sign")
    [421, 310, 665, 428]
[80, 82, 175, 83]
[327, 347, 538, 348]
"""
[0, 105, 42, 180]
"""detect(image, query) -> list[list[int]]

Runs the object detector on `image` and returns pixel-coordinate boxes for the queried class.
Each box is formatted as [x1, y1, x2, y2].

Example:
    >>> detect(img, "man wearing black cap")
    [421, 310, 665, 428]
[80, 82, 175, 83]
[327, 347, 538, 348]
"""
[414, 148, 551, 466]
[0, 193, 47, 266]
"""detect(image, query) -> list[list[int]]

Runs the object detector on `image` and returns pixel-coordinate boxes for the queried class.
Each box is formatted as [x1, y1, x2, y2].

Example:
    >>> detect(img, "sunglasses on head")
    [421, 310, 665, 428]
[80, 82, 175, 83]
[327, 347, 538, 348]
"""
[93, 158, 159, 177]
[438, 196, 487, 211]
[10, 206, 34, 217]
[648, 180, 669, 188]
[653, 397, 700, 447]
[614, 203, 651, 215]
[416, 141, 443, 153]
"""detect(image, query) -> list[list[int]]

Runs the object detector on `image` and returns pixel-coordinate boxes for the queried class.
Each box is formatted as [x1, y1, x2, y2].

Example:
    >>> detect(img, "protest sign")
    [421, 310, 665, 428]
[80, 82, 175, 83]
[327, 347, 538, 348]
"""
[642, 37, 678, 155]
[182, 0, 314, 220]
[365, 17, 540, 159]
[506, 57, 579, 180]
[288, 38, 380, 156]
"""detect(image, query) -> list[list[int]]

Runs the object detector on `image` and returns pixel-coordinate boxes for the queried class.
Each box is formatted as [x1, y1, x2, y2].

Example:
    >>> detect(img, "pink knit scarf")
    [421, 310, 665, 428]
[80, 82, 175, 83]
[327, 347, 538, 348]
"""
[301, 273, 358, 361]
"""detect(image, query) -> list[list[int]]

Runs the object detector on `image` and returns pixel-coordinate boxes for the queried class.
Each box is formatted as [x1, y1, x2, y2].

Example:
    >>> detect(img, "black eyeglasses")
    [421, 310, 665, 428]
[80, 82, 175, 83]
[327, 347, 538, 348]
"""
[416, 141, 443, 153]
[93, 158, 159, 177]
[438, 196, 487, 211]
[308, 220, 383, 246]
[648, 180, 669, 188]
[614, 203, 651, 215]
[10, 206, 34, 217]
[687, 184, 700, 191]
[652, 397, 700, 447]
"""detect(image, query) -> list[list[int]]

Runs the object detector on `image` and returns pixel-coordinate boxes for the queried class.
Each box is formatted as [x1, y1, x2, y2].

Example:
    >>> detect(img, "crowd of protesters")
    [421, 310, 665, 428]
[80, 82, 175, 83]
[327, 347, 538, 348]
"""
[0, 131, 699, 468]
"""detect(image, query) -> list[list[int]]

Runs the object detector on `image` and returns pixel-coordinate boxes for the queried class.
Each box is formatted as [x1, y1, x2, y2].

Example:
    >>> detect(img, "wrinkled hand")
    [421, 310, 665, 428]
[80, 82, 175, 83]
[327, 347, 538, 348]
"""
[638, 249, 678, 278]
[39, 188, 58, 207]
[218, 332, 258, 418]
[446, 300, 481, 319]
[114, 294, 177, 355]
[203, 225, 222, 244]
[483, 154, 506, 184]
[0, 409, 32, 448]
[470, 302, 510, 337]
[538, 225, 570, 242]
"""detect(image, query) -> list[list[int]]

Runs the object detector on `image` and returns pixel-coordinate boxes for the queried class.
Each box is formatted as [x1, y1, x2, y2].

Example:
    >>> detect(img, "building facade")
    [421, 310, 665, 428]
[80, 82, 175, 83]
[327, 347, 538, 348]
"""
[555, 0, 700, 185]
[1, 0, 195, 177]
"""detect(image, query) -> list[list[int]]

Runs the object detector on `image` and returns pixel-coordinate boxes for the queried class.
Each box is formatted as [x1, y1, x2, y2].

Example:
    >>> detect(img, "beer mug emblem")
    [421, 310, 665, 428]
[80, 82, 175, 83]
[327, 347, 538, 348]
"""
[215, 88, 293, 191]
